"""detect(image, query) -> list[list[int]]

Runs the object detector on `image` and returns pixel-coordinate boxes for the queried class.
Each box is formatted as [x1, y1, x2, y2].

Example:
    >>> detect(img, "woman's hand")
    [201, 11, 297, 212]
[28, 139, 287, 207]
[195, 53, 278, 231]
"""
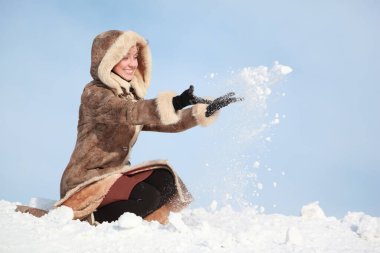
[172, 85, 244, 116]
[172, 85, 198, 111]
[205, 92, 244, 117]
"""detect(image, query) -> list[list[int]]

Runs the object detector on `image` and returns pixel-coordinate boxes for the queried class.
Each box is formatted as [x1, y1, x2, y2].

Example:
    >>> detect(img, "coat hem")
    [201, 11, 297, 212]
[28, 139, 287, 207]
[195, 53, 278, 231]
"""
[56, 160, 193, 216]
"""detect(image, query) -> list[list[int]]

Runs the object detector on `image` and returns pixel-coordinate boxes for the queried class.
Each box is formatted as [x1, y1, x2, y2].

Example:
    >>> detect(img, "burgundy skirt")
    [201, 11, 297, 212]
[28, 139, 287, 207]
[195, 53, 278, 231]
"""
[98, 170, 153, 208]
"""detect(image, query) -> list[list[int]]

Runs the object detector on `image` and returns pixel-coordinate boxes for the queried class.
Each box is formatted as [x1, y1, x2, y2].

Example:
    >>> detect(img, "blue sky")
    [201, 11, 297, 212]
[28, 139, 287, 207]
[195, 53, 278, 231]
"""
[0, 0, 379, 218]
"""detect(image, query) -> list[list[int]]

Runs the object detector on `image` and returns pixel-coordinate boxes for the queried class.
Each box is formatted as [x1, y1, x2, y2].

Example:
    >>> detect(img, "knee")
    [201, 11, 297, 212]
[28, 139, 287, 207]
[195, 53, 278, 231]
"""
[148, 186, 161, 210]
[132, 182, 162, 215]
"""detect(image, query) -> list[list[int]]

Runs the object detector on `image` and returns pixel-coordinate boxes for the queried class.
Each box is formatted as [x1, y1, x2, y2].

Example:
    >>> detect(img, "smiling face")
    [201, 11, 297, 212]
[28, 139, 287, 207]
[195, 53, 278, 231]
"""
[112, 45, 139, 81]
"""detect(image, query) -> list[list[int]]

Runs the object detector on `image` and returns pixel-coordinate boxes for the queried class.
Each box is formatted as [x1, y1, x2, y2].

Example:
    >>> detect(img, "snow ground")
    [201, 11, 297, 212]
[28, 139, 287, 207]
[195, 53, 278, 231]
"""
[1, 200, 379, 253]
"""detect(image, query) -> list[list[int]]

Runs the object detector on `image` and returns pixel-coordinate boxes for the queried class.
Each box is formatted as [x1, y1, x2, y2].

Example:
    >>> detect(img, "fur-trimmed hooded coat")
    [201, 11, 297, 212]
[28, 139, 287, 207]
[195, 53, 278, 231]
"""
[55, 30, 218, 219]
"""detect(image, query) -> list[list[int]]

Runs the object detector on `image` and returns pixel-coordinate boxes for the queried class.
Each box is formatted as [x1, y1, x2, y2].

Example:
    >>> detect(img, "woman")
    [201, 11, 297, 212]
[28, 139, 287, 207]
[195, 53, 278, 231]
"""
[55, 30, 241, 224]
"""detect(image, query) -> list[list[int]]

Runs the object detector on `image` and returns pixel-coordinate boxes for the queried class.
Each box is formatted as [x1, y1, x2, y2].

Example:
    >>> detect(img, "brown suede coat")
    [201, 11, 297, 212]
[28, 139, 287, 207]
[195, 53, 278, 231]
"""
[55, 30, 218, 219]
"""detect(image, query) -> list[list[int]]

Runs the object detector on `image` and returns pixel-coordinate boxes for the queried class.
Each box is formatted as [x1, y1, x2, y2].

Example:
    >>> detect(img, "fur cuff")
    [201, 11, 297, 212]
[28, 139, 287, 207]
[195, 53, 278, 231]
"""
[156, 92, 180, 125]
[192, 103, 219, 127]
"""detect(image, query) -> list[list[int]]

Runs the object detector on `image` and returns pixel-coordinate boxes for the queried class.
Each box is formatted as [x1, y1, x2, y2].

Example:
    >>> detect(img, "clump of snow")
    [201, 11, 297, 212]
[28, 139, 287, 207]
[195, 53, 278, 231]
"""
[272, 62, 293, 75]
[1, 200, 379, 253]
[301, 202, 326, 219]
[236, 61, 292, 111]
[271, 113, 281, 125]
[209, 200, 218, 212]
[41, 205, 73, 224]
[357, 215, 380, 240]
[343, 212, 380, 240]
[118, 212, 143, 229]
[253, 161, 260, 169]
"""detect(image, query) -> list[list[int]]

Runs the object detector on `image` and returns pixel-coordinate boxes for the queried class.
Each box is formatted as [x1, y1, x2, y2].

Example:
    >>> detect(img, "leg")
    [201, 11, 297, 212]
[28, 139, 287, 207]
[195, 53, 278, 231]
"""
[94, 200, 140, 223]
[143, 169, 177, 207]
[94, 169, 177, 224]
[143, 203, 171, 224]
[142, 169, 178, 224]
[94, 182, 161, 223]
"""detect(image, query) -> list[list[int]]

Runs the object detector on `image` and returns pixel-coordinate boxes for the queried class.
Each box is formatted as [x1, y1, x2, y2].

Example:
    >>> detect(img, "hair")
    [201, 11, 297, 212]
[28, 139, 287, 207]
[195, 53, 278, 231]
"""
[133, 44, 140, 53]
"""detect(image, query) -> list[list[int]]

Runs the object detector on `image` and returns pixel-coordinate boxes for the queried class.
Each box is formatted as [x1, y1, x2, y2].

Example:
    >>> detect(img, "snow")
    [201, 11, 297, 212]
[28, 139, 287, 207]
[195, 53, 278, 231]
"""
[118, 212, 143, 229]
[301, 202, 326, 219]
[236, 61, 292, 111]
[343, 212, 380, 241]
[285, 227, 304, 245]
[1, 200, 379, 253]
[199, 62, 293, 209]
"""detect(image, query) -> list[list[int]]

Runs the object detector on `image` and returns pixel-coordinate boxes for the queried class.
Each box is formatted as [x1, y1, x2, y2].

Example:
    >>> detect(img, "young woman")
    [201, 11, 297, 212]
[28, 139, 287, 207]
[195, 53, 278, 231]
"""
[55, 30, 241, 224]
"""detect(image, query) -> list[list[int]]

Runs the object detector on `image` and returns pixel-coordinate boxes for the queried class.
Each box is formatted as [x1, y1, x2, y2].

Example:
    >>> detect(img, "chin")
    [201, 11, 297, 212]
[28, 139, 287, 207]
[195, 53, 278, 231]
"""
[122, 75, 133, 81]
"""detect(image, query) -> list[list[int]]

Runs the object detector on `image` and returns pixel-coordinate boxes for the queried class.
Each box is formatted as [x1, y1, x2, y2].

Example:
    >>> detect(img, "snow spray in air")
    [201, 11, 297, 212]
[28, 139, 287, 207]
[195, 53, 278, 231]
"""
[198, 61, 292, 211]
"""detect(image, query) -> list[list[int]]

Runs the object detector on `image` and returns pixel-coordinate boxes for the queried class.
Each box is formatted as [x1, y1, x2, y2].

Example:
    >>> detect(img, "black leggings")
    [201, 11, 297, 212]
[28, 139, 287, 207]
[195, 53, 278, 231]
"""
[94, 169, 176, 223]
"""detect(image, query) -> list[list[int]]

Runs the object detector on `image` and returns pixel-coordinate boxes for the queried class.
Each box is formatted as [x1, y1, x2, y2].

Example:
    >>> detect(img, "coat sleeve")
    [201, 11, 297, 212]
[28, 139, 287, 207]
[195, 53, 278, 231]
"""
[142, 103, 219, 132]
[84, 85, 218, 127]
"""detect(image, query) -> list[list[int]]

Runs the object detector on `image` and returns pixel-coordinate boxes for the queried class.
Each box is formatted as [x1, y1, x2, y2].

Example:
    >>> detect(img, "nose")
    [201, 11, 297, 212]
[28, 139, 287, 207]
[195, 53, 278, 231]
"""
[129, 59, 138, 68]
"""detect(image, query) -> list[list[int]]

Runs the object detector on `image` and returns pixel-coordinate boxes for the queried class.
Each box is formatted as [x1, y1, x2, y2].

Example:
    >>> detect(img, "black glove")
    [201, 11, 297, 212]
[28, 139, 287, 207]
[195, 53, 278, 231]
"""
[172, 85, 198, 111]
[205, 92, 244, 117]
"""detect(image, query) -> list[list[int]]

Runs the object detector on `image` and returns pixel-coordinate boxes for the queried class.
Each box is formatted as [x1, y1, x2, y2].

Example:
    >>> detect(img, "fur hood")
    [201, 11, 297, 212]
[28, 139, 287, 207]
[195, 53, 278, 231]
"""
[90, 30, 152, 99]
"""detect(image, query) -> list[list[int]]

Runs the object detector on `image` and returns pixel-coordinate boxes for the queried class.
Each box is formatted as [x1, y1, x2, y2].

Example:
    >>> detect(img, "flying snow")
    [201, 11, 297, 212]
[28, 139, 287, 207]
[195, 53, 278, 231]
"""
[199, 61, 292, 210]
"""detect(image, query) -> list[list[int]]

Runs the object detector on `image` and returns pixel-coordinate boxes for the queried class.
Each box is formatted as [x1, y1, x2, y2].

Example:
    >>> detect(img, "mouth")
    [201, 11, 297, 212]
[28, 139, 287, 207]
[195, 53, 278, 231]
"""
[123, 69, 135, 75]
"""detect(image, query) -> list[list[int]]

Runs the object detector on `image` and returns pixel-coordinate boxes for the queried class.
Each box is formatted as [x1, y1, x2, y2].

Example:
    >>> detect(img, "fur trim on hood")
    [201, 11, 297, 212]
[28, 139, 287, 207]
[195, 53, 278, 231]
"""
[90, 30, 152, 98]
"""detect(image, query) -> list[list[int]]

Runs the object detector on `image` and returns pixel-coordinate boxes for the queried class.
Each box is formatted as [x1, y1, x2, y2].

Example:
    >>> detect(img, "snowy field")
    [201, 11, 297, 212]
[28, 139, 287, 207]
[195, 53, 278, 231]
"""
[1, 200, 379, 253]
